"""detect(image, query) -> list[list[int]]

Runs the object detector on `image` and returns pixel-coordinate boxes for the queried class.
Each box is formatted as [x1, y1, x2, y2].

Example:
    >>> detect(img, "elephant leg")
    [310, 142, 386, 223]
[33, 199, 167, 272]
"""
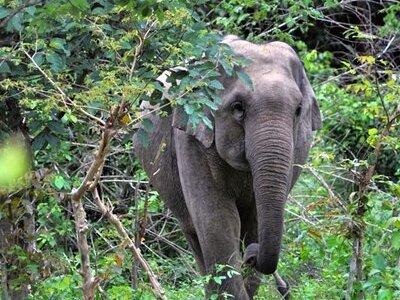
[159, 197, 206, 275]
[192, 204, 248, 299]
[195, 205, 247, 300]
[181, 226, 206, 275]
[239, 204, 261, 299]
[145, 140, 207, 275]
[174, 131, 249, 300]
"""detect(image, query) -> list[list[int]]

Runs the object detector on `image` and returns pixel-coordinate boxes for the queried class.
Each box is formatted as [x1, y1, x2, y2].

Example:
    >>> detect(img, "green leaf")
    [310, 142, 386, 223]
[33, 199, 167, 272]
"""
[70, 115, 78, 123]
[137, 128, 150, 148]
[120, 40, 131, 50]
[48, 121, 64, 134]
[213, 276, 226, 285]
[219, 59, 234, 76]
[207, 91, 222, 105]
[25, 6, 36, 16]
[92, 7, 105, 15]
[202, 98, 218, 110]
[368, 128, 378, 136]
[53, 176, 65, 190]
[70, 0, 90, 11]
[45, 134, 60, 148]
[27, 263, 39, 274]
[32, 134, 46, 151]
[227, 269, 240, 278]
[0, 7, 9, 19]
[142, 118, 154, 132]
[372, 253, 386, 271]
[237, 71, 254, 91]
[202, 115, 213, 129]
[184, 105, 195, 115]
[285, 16, 295, 28]
[392, 231, 400, 250]
[0, 61, 11, 74]
[209, 80, 224, 90]
[46, 53, 65, 72]
[140, 4, 151, 17]
[33, 52, 45, 66]
[377, 288, 393, 300]
[7, 12, 23, 32]
[390, 217, 400, 228]
[62, 113, 78, 124]
[50, 38, 67, 51]
[48, 237, 57, 247]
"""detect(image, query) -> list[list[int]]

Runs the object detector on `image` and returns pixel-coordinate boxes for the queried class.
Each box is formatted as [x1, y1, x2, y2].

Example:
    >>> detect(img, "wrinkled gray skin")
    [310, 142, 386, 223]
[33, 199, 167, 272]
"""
[133, 35, 322, 299]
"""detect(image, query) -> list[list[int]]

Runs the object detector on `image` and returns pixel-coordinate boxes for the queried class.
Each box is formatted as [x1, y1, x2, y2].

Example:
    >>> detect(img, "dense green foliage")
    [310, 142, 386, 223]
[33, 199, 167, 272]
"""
[1, 0, 399, 299]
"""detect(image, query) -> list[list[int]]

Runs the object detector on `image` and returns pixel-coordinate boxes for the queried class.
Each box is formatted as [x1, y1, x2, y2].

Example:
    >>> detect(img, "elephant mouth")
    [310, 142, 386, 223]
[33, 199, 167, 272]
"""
[225, 152, 251, 171]
[228, 160, 251, 171]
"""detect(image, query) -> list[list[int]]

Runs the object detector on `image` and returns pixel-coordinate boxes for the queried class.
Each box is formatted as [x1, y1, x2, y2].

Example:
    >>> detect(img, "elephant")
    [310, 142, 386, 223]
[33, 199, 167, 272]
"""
[133, 35, 322, 299]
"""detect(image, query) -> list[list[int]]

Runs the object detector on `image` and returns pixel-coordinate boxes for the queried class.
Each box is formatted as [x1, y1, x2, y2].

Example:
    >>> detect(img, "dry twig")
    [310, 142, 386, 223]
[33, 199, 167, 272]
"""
[71, 199, 99, 300]
[92, 188, 166, 300]
[68, 106, 124, 299]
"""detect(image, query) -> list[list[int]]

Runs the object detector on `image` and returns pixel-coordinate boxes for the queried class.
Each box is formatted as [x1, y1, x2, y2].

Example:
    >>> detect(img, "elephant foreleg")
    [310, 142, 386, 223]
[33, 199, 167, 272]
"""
[174, 130, 249, 300]
[182, 227, 206, 275]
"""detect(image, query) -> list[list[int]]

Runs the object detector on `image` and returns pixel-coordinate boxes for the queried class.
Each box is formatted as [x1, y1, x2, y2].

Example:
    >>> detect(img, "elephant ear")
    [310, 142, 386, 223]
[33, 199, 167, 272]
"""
[158, 67, 214, 147]
[172, 107, 214, 148]
[299, 67, 322, 131]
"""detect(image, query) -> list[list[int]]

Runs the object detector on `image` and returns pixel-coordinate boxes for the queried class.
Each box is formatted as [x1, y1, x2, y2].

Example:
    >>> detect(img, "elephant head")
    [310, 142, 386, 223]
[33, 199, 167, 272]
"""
[173, 36, 321, 275]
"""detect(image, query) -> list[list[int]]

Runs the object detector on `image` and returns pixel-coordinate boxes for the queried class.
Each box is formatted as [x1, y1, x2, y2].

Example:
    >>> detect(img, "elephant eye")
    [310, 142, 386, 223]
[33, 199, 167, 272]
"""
[295, 104, 302, 117]
[231, 102, 245, 120]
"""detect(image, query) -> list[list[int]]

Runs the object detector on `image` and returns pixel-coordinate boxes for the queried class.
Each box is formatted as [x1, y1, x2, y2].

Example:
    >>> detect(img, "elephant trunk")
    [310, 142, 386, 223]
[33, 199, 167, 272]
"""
[245, 121, 293, 274]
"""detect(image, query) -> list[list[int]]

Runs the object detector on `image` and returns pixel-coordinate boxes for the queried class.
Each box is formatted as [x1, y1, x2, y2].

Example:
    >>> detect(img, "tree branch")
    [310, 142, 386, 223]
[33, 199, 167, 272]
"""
[71, 198, 99, 300]
[69, 103, 128, 299]
[92, 188, 166, 300]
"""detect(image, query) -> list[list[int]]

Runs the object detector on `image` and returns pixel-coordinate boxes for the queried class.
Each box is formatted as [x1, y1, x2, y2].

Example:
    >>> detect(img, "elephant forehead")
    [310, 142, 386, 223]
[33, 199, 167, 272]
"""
[247, 72, 302, 103]
[219, 76, 301, 111]
[261, 41, 298, 59]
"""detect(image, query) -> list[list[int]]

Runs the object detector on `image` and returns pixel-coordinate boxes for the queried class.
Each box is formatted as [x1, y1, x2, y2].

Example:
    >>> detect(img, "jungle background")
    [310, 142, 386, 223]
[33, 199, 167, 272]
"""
[0, 0, 399, 299]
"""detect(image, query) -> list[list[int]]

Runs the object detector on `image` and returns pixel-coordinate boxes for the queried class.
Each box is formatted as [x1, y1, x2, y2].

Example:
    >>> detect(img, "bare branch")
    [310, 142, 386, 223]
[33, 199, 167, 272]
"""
[68, 103, 128, 299]
[71, 198, 99, 300]
[92, 188, 166, 300]
[71, 128, 114, 201]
